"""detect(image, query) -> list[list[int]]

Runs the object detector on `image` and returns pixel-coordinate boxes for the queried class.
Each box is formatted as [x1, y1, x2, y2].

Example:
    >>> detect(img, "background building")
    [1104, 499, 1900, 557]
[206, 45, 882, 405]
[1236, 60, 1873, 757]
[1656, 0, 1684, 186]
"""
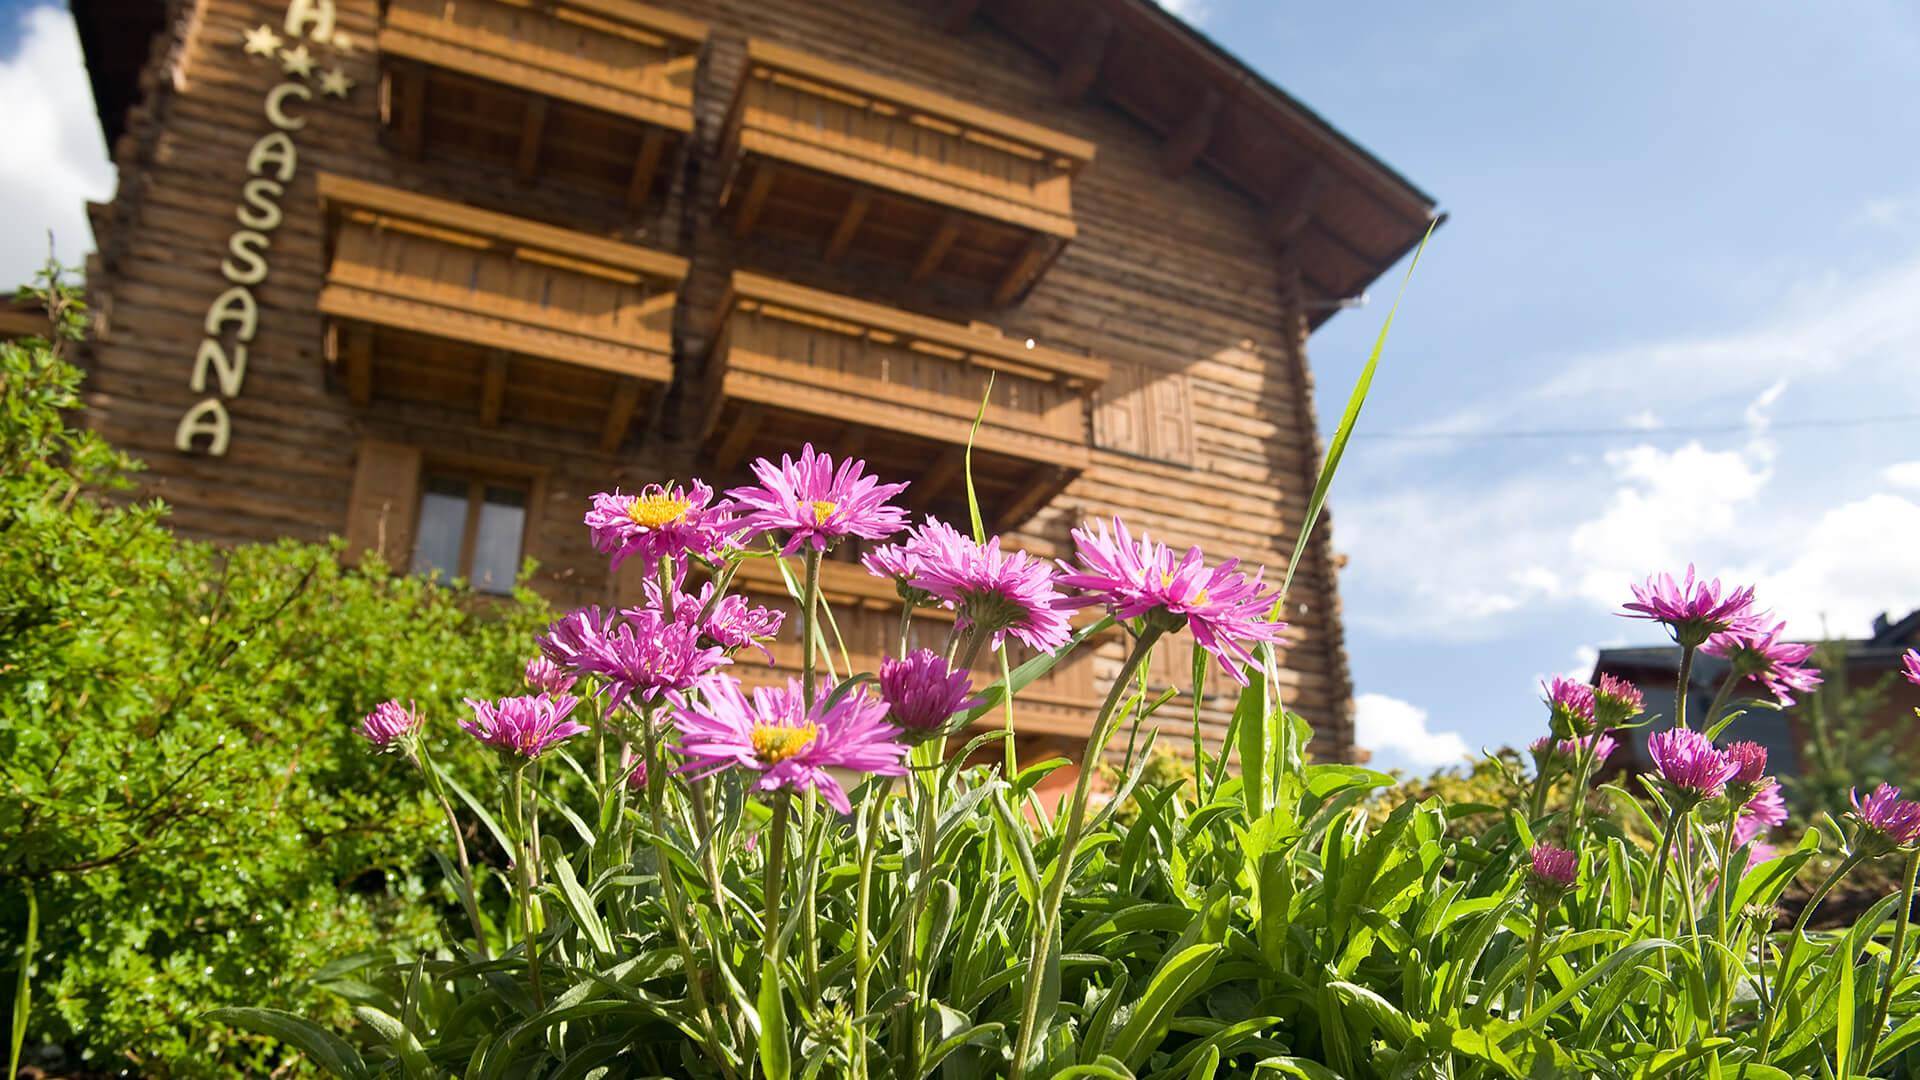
[69, 0, 1438, 763]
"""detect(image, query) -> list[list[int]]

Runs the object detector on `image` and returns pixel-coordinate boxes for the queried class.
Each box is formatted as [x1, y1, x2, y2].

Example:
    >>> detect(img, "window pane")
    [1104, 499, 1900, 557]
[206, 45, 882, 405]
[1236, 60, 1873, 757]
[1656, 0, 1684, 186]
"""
[411, 476, 468, 583]
[470, 485, 527, 594]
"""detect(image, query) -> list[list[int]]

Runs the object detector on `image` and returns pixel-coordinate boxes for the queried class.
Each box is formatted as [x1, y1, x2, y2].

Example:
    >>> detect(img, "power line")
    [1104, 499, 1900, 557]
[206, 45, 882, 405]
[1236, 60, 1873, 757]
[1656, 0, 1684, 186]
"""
[1345, 411, 1920, 444]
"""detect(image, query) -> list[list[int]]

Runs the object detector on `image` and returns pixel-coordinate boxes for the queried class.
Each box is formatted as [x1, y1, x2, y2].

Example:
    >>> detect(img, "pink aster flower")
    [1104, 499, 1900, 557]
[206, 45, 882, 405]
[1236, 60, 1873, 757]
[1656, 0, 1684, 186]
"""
[1900, 648, 1920, 689]
[1723, 741, 1769, 786]
[1621, 565, 1759, 647]
[1850, 784, 1920, 852]
[862, 538, 937, 605]
[669, 675, 907, 814]
[879, 649, 980, 735]
[1527, 843, 1578, 900]
[726, 445, 909, 554]
[908, 524, 1072, 653]
[641, 577, 785, 664]
[1703, 620, 1822, 706]
[584, 481, 733, 572]
[623, 750, 647, 791]
[358, 700, 423, 753]
[461, 693, 587, 760]
[1543, 677, 1598, 737]
[1733, 780, 1787, 850]
[1648, 728, 1738, 800]
[1057, 517, 1285, 684]
[1528, 735, 1565, 771]
[524, 655, 577, 695]
[1594, 674, 1645, 726]
[564, 607, 731, 712]
[1558, 732, 1617, 766]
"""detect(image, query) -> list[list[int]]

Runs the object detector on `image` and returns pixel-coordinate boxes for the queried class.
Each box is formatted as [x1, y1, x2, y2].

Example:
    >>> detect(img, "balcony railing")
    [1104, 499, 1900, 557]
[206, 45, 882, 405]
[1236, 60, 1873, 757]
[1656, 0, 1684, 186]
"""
[317, 174, 685, 450]
[700, 272, 1107, 527]
[721, 41, 1096, 304]
[378, 0, 704, 206]
[729, 559, 1104, 736]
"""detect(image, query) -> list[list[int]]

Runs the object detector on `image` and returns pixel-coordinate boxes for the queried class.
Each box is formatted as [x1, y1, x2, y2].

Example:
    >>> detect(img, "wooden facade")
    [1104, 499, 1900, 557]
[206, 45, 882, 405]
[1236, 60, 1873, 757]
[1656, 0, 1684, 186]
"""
[73, 0, 1440, 763]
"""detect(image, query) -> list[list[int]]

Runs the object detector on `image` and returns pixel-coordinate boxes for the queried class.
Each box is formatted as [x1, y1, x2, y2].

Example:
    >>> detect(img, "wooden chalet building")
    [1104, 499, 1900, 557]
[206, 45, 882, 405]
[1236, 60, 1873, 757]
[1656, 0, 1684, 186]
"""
[69, 0, 1439, 763]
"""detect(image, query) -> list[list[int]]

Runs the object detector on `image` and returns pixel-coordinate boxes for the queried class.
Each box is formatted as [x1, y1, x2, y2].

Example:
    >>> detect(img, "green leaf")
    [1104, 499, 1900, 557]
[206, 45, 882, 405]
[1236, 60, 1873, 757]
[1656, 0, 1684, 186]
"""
[206, 1007, 369, 1079]
[434, 760, 513, 856]
[349, 1005, 433, 1079]
[757, 954, 791, 1080]
[546, 841, 612, 956]
[1109, 943, 1223, 1068]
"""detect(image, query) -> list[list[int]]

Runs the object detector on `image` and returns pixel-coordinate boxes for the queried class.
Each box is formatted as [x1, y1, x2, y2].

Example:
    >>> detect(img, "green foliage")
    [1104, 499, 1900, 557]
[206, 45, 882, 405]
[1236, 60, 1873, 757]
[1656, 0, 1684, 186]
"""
[1789, 640, 1915, 824]
[0, 266, 552, 1075]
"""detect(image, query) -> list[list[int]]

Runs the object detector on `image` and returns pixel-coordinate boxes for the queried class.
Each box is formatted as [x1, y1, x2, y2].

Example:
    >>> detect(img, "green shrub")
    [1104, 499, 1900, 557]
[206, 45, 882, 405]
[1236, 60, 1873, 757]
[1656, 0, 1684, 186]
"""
[0, 268, 551, 1075]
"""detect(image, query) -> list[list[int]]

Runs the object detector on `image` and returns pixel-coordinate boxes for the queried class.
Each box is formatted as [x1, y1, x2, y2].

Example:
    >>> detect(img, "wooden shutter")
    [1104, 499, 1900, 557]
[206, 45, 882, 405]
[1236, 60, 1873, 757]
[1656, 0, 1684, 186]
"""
[1093, 361, 1194, 467]
[344, 439, 422, 568]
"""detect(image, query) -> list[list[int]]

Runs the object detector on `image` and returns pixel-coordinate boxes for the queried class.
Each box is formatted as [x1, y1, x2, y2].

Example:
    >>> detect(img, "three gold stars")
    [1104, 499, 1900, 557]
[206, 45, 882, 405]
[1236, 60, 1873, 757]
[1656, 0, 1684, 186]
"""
[242, 20, 355, 100]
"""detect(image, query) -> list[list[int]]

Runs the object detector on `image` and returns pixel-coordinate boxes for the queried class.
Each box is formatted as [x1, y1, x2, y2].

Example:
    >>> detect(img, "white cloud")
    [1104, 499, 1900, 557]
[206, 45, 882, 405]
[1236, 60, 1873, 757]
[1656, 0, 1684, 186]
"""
[1566, 645, 1599, 681]
[1355, 692, 1470, 771]
[1757, 493, 1920, 638]
[1151, 0, 1209, 26]
[1884, 462, 1920, 490]
[0, 5, 115, 287]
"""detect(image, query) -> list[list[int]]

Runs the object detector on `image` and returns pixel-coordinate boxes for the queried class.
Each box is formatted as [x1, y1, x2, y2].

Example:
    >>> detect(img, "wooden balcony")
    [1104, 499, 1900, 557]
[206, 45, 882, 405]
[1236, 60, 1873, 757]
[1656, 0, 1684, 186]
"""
[316, 174, 685, 451]
[378, 0, 704, 208]
[720, 40, 1096, 304]
[700, 272, 1108, 530]
[729, 558, 1105, 737]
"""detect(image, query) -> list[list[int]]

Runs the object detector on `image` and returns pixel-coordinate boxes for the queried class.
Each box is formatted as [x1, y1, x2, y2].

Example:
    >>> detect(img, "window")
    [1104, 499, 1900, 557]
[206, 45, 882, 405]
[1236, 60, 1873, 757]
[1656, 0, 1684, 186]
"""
[410, 473, 529, 594]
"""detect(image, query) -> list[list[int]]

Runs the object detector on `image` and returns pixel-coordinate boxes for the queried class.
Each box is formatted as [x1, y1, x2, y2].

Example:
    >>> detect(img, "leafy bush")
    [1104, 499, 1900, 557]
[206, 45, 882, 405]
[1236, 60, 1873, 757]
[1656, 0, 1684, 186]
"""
[223, 287, 1920, 1075]
[1, 268, 552, 1076]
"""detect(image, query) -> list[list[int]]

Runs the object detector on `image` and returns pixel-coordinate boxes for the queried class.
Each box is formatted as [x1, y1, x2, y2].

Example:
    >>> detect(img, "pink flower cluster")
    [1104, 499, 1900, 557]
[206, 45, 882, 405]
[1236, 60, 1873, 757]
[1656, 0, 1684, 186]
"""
[1621, 564, 1759, 647]
[1702, 618, 1822, 706]
[1527, 843, 1578, 899]
[1850, 784, 1920, 851]
[1647, 728, 1740, 800]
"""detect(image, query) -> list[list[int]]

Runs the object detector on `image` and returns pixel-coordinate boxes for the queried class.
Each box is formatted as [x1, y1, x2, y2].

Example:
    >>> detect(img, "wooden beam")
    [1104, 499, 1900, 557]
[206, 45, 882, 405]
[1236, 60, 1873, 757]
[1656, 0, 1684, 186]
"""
[599, 378, 643, 453]
[392, 65, 426, 158]
[823, 189, 872, 262]
[1265, 164, 1332, 247]
[712, 403, 764, 473]
[990, 235, 1053, 307]
[940, 0, 983, 33]
[837, 424, 870, 462]
[627, 129, 669, 211]
[910, 446, 965, 509]
[993, 465, 1066, 532]
[732, 166, 777, 239]
[478, 351, 508, 426]
[515, 96, 549, 185]
[1054, 13, 1113, 102]
[1160, 88, 1222, 178]
[911, 213, 964, 283]
[344, 325, 373, 406]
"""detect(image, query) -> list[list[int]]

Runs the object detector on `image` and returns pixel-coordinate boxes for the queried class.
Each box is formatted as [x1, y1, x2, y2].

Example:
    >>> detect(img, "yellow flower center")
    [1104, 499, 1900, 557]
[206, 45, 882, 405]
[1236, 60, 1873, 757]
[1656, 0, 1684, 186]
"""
[627, 493, 691, 529]
[750, 723, 818, 765]
[809, 500, 837, 525]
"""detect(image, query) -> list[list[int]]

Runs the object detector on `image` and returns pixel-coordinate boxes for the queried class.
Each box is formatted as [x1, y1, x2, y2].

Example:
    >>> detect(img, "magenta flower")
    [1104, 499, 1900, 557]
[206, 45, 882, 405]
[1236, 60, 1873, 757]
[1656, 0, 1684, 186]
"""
[1527, 843, 1578, 899]
[1703, 620, 1822, 706]
[862, 538, 936, 605]
[1723, 741, 1768, 786]
[1850, 784, 1920, 852]
[1648, 728, 1738, 800]
[642, 576, 785, 663]
[1543, 677, 1597, 737]
[1558, 732, 1617, 766]
[585, 480, 733, 572]
[1528, 735, 1564, 770]
[1594, 674, 1645, 725]
[557, 607, 730, 712]
[358, 700, 422, 753]
[670, 675, 907, 814]
[726, 445, 909, 554]
[461, 693, 587, 760]
[1621, 565, 1758, 647]
[879, 649, 980, 734]
[1901, 648, 1920, 689]
[1742, 779, 1787, 829]
[1057, 517, 1285, 684]
[908, 523, 1072, 653]
[524, 655, 577, 696]
[624, 750, 648, 791]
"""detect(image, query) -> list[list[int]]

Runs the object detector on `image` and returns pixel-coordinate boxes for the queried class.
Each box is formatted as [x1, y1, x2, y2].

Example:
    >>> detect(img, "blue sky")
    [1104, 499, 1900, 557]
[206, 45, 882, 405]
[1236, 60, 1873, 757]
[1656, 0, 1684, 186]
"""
[5, 0, 1918, 769]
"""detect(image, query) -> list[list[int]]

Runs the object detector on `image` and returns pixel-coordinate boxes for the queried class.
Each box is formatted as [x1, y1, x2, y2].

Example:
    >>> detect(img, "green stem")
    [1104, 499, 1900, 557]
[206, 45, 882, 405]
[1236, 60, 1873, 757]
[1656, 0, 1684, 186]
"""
[642, 719, 731, 1072]
[1522, 901, 1550, 1016]
[419, 747, 490, 959]
[800, 549, 821, 708]
[1008, 624, 1165, 1080]
[9, 882, 35, 1080]
[763, 792, 792, 968]
[1862, 850, 1920, 1071]
[1714, 812, 1740, 1030]
[511, 766, 544, 1008]
[1759, 852, 1862, 1059]
[906, 742, 941, 1075]
[896, 598, 917, 660]
[851, 783, 889, 1077]
[1674, 644, 1697, 731]
[1703, 667, 1739, 732]
[1648, 803, 1687, 942]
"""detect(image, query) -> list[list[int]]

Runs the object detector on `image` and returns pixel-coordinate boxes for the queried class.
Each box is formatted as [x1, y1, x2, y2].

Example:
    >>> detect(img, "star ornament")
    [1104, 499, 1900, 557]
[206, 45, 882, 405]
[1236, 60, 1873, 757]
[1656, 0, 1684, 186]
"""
[330, 30, 355, 54]
[242, 24, 283, 57]
[280, 44, 315, 78]
[319, 68, 355, 99]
